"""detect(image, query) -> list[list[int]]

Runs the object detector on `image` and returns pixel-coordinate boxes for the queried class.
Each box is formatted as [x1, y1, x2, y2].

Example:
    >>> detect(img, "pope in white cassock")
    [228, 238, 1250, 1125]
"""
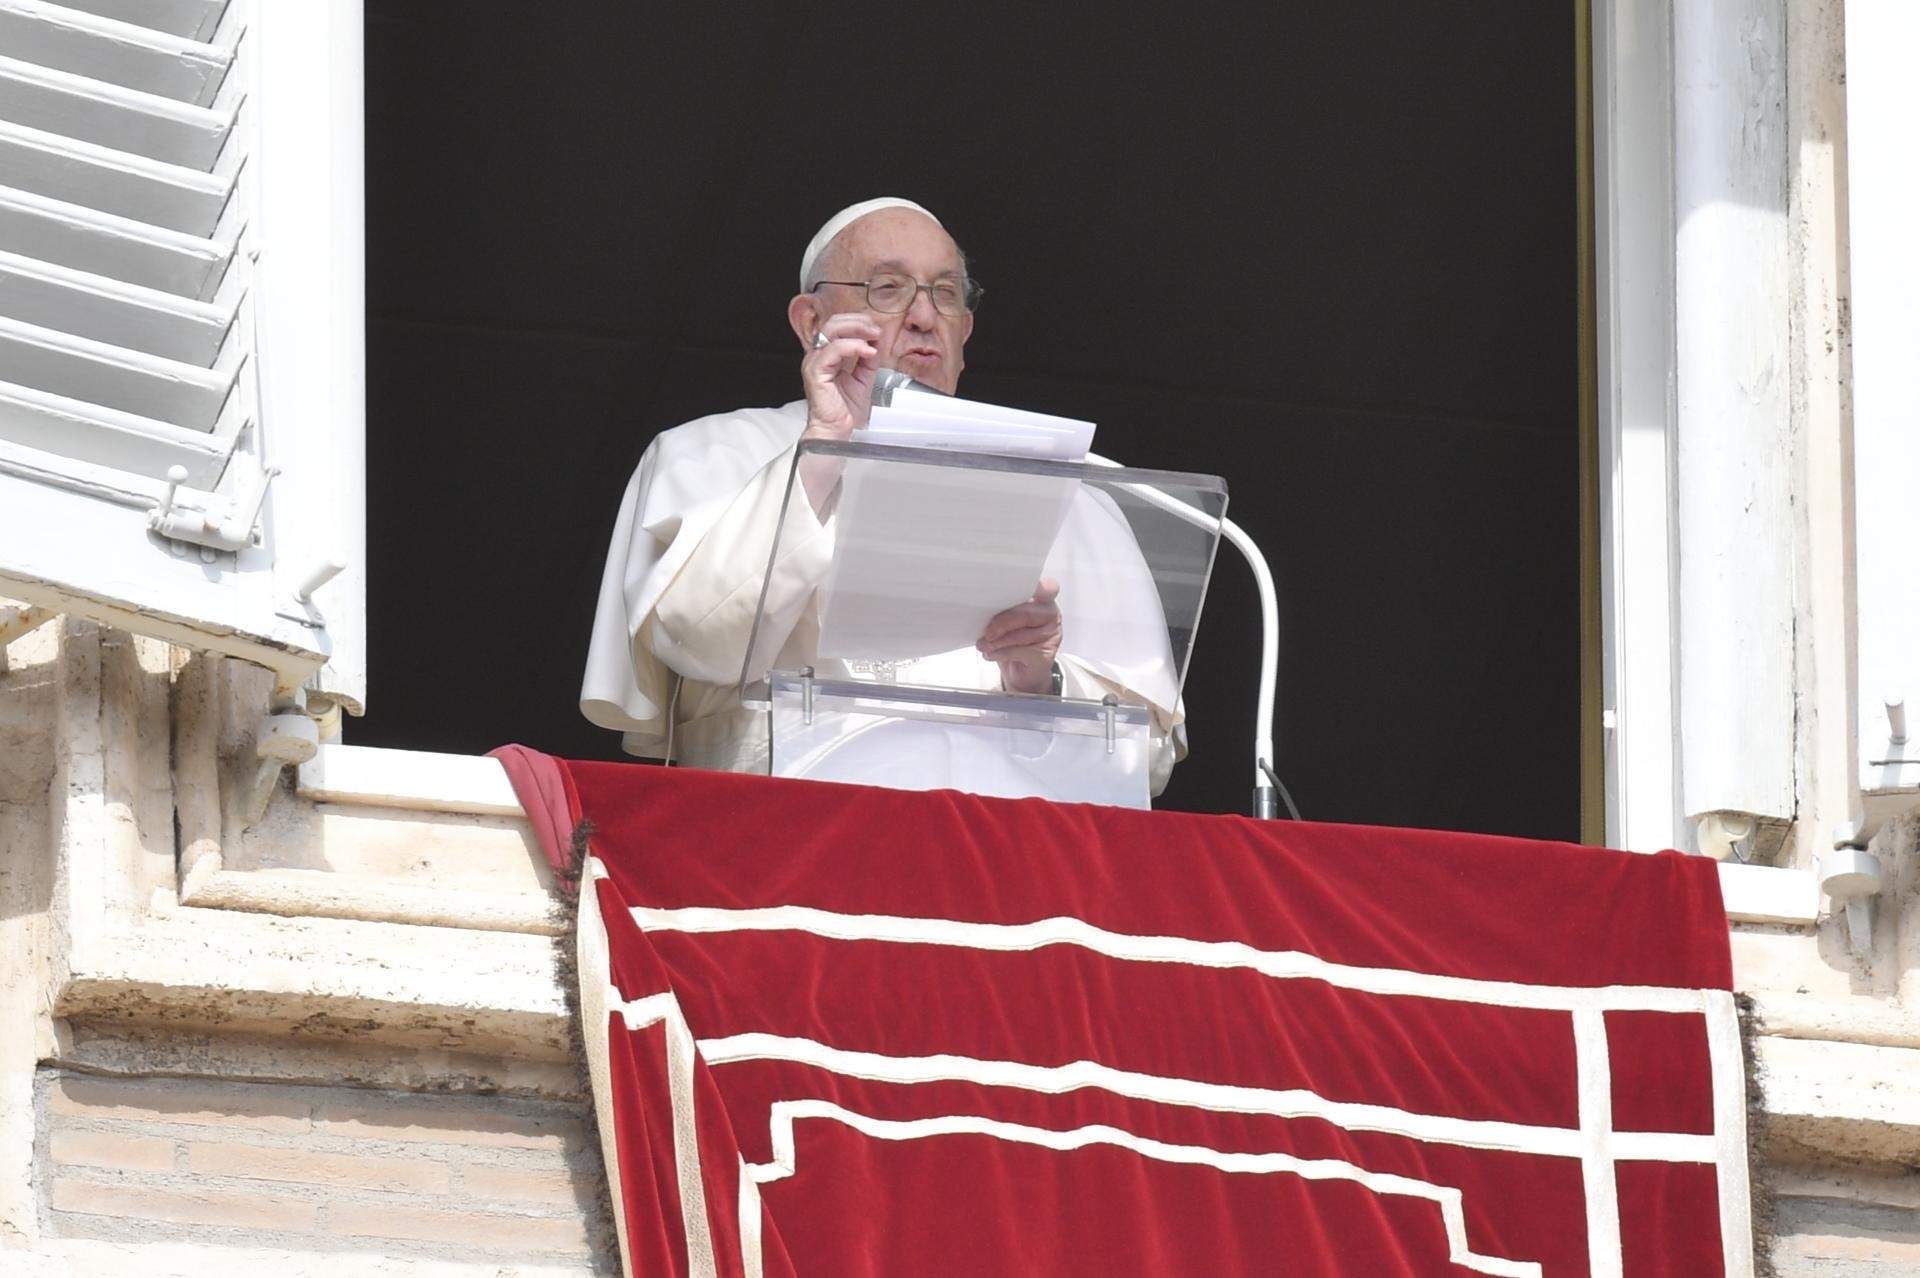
[580, 198, 1186, 798]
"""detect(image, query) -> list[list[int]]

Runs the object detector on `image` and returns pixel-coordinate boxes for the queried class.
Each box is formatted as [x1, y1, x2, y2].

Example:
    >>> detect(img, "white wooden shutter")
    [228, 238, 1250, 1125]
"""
[0, 0, 364, 710]
[1845, 2, 1920, 816]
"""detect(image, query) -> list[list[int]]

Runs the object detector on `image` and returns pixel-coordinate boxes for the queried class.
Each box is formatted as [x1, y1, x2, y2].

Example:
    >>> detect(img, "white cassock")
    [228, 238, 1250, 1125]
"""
[579, 401, 1187, 797]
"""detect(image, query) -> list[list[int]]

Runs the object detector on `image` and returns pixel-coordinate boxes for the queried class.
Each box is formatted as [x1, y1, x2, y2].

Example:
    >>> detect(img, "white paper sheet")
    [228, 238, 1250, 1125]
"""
[816, 397, 1097, 661]
[859, 394, 1096, 461]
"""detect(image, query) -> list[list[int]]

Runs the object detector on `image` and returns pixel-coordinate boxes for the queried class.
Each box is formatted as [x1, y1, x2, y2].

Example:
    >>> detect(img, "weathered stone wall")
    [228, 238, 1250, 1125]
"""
[1, 620, 61, 1252]
[1, 619, 616, 1274]
[1769, 1163, 1920, 1276]
[35, 1070, 614, 1271]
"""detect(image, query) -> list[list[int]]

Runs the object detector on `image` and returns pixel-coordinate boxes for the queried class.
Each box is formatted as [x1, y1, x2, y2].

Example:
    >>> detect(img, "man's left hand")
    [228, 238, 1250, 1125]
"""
[978, 579, 1062, 694]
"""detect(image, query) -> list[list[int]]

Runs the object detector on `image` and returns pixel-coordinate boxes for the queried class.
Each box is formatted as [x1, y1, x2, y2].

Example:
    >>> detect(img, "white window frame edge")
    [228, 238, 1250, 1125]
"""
[247, 0, 366, 713]
[1595, 0, 1805, 858]
[1592, 0, 1682, 855]
[1843, 4, 1920, 825]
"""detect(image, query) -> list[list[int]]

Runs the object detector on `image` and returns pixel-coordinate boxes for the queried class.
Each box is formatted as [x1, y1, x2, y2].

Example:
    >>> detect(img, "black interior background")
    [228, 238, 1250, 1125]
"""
[357, 2, 1581, 839]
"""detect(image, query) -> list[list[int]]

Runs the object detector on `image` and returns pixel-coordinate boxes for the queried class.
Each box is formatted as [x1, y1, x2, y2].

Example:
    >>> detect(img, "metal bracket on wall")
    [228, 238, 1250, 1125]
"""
[1820, 844, 1885, 959]
[241, 690, 321, 826]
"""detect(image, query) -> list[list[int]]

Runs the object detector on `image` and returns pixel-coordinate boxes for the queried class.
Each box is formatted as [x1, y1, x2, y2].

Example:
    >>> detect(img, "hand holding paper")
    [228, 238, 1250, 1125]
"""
[977, 578, 1062, 693]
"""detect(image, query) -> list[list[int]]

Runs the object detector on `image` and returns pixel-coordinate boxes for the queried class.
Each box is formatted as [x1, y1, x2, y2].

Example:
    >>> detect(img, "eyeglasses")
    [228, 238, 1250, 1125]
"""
[811, 272, 984, 316]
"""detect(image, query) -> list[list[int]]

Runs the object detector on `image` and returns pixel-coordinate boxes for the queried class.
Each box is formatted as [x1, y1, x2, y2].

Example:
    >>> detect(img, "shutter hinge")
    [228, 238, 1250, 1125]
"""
[148, 463, 278, 560]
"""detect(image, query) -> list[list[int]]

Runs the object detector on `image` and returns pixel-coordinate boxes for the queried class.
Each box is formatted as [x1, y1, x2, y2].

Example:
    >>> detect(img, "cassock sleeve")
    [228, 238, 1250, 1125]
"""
[580, 411, 815, 758]
[648, 442, 832, 685]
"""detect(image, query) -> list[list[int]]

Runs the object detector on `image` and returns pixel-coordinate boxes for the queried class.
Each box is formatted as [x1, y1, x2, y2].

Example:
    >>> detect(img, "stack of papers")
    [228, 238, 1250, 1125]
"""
[855, 391, 1095, 462]
[816, 394, 1097, 662]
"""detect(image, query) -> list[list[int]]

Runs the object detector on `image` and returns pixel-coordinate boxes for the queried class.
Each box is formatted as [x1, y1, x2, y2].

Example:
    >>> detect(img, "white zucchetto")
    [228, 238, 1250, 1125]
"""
[798, 197, 941, 292]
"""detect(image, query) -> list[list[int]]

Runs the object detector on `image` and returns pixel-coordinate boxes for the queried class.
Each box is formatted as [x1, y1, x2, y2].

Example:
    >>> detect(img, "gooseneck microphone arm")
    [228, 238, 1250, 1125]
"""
[1082, 452, 1284, 819]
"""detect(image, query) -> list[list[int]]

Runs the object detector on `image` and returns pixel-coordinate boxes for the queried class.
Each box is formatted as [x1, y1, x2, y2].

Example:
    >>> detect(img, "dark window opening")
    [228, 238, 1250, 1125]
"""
[360, 4, 1581, 838]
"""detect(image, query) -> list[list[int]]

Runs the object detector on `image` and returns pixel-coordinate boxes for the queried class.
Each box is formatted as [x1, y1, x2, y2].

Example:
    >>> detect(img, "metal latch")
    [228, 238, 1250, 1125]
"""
[148, 463, 278, 559]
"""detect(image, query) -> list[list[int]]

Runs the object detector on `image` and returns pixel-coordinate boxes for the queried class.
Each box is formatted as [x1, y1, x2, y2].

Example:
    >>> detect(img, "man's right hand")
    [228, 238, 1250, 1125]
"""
[801, 313, 884, 442]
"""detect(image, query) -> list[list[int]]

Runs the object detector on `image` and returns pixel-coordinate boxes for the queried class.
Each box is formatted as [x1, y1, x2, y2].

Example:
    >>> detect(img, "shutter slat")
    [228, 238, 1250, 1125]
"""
[0, 247, 231, 363]
[0, 311, 234, 428]
[0, 1, 344, 705]
[0, 1, 243, 494]
[0, 184, 230, 297]
[0, 52, 231, 169]
[54, 0, 227, 42]
[0, 1, 233, 107]
[0, 375, 228, 485]
[0, 118, 232, 236]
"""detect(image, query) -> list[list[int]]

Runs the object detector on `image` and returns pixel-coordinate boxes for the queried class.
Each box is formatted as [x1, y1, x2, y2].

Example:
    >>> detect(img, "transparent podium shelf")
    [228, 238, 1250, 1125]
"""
[767, 670, 1154, 807]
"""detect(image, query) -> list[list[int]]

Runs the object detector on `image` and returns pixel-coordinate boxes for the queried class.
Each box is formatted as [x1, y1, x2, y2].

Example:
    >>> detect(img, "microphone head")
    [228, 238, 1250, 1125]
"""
[872, 367, 945, 407]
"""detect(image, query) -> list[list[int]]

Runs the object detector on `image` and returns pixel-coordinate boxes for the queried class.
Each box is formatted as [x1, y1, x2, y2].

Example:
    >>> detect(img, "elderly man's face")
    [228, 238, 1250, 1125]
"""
[806, 208, 974, 394]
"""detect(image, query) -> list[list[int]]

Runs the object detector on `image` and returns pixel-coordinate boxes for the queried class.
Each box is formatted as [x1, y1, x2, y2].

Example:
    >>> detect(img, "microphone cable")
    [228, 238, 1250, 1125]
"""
[1259, 760, 1304, 821]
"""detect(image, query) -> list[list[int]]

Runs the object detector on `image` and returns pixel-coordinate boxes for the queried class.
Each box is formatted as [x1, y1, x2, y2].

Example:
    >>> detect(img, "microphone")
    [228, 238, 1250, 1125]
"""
[872, 367, 943, 406]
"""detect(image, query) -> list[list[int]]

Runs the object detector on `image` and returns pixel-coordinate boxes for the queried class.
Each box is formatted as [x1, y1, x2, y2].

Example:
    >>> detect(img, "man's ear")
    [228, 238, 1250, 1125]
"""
[961, 309, 975, 346]
[787, 293, 822, 349]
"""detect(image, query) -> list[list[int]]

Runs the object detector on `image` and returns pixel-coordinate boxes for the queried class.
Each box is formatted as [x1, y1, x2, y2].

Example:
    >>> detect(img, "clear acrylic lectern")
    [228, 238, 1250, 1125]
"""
[738, 438, 1227, 808]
